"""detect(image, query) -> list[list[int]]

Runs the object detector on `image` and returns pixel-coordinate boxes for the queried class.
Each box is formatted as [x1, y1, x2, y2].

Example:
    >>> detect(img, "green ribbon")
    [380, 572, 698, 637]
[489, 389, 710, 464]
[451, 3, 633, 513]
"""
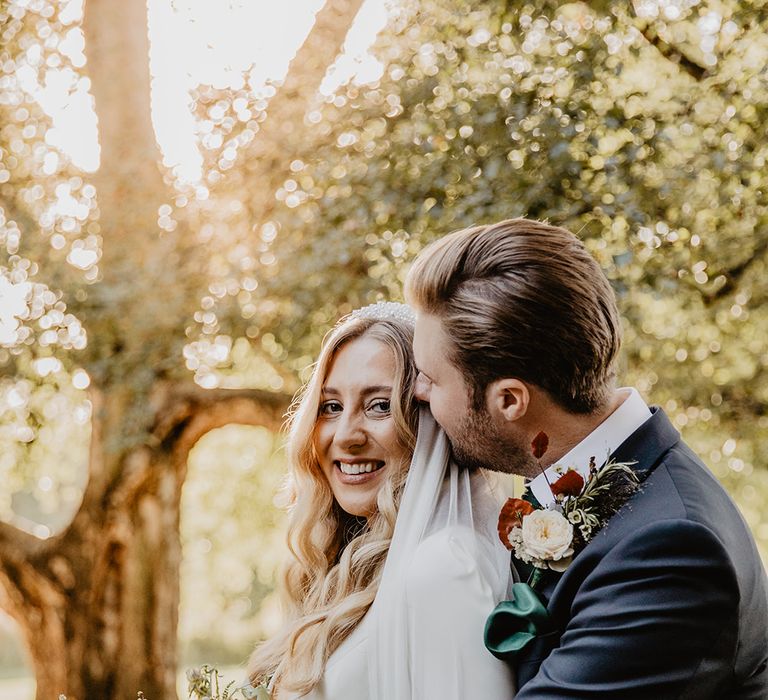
[484, 582, 553, 661]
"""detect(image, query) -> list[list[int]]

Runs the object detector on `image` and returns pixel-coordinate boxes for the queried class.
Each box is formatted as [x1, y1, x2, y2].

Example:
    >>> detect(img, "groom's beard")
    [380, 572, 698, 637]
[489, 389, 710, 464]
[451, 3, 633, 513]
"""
[447, 404, 540, 478]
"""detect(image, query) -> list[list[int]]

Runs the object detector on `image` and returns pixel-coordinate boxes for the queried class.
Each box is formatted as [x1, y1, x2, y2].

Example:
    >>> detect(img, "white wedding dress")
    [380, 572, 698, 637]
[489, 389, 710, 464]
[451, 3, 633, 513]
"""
[281, 411, 517, 699]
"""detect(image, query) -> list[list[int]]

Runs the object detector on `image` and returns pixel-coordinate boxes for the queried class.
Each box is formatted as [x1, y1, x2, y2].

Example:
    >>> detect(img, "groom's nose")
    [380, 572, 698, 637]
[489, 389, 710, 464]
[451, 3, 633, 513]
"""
[414, 373, 431, 402]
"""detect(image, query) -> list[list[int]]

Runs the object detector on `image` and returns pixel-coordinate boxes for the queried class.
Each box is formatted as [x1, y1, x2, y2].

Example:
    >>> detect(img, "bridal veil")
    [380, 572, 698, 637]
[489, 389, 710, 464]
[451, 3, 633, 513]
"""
[368, 408, 516, 698]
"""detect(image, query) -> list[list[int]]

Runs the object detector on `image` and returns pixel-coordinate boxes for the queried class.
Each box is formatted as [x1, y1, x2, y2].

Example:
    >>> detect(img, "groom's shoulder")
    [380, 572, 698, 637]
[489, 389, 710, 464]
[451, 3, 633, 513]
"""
[606, 422, 752, 556]
[518, 409, 768, 698]
[596, 422, 768, 625]
[614, 405, 742, 525]
[644, 437, 731, 515]
[635, 427, 745, 533]
[586, 413, 764, 593]
[595, 430, 768, 690]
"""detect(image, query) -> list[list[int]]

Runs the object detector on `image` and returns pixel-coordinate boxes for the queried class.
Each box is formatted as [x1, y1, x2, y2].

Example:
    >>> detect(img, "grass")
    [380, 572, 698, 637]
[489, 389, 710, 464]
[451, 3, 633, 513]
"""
[0, 665, 246, 699]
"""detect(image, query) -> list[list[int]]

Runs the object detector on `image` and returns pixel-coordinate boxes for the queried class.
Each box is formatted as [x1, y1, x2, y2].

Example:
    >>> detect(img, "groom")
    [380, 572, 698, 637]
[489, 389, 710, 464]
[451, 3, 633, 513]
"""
[404, 218, 768, 698]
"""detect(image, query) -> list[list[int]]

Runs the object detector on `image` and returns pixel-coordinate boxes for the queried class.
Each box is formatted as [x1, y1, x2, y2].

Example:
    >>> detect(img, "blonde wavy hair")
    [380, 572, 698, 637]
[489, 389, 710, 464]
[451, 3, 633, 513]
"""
[248, 312, 419, 696]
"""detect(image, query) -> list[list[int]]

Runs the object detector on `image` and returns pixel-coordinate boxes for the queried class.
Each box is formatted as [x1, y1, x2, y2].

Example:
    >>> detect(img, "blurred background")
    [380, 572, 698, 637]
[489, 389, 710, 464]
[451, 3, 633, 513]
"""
[1, 0, 767, 697]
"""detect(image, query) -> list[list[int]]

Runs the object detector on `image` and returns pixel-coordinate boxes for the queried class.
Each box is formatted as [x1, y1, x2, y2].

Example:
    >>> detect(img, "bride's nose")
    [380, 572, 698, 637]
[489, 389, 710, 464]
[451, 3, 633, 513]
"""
[334, 409, 367, 448]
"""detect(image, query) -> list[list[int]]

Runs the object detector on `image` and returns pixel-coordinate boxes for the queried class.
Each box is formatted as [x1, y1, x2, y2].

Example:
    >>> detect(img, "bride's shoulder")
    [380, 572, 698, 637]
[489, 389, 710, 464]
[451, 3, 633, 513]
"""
[406, 526, 489, 593]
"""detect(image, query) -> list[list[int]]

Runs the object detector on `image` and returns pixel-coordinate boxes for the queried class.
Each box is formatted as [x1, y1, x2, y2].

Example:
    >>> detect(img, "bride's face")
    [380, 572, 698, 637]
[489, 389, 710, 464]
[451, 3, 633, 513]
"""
[313, 335, 410, 518]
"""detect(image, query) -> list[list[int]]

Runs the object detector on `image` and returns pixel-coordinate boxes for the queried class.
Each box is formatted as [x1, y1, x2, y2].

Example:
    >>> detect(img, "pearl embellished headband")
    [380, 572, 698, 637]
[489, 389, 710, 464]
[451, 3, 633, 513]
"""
[349, 301, 416, 325]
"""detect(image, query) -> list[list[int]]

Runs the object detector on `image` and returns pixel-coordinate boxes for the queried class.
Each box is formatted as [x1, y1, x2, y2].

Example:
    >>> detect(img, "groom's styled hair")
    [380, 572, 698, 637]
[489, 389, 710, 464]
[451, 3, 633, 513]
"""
[405, 218, 622, 414]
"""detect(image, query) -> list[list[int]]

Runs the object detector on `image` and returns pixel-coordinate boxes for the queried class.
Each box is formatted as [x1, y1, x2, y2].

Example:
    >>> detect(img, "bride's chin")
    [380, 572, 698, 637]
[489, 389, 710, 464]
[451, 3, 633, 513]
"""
[339, 495, 379, 519]
[334, 477, 386, 518]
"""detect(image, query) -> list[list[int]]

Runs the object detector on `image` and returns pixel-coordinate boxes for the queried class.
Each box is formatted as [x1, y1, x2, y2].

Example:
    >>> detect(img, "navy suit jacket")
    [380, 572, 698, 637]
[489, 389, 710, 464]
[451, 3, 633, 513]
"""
[514, 407, 768, 699]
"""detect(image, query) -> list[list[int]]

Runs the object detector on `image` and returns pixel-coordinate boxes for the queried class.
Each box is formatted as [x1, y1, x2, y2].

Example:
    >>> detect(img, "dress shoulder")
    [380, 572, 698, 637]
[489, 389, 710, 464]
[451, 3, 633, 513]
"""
[406, 524, 499, 605]
[402, 525, 517, 698]
[403, 464, 512, 602]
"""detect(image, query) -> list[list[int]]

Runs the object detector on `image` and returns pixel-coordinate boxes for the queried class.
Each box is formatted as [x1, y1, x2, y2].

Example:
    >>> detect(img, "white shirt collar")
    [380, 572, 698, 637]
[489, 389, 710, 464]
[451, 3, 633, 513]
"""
[529, 387, 652, 507]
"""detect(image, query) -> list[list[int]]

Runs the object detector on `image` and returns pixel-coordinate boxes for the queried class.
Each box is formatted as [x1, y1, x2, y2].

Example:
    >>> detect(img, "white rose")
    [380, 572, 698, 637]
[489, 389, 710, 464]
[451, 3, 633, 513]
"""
[521, 509, 574, 569]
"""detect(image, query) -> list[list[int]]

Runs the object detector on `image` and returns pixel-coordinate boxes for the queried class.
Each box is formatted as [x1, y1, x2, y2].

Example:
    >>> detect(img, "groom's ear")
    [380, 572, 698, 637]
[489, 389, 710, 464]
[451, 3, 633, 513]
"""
[486, 378, 529, 423]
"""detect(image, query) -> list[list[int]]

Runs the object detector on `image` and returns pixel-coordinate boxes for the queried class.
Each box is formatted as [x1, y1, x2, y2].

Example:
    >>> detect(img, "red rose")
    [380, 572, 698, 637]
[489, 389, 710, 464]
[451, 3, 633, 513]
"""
[550, 469, 585, 498]
[497, 497, 535, 550]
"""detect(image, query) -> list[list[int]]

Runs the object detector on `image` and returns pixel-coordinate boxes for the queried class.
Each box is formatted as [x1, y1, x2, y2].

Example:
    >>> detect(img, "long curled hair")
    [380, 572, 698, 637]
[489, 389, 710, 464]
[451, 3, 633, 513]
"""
[248, 312, 418, 696]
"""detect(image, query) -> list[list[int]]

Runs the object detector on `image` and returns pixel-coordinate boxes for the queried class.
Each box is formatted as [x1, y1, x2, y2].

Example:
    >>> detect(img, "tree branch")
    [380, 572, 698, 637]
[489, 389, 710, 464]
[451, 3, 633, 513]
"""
[81, 0, 165, 198]
[172, 391, 291, 466]
[81, 0, 179, 308]
[702, 234, 768, 304]
[151, 382, 293, 448]
[62, 381, 292, 548]
[0, 519, 48, 563]
[628, 2, 708, 81]
[241, 0, 366, 221]
[147, 383, 293, 486]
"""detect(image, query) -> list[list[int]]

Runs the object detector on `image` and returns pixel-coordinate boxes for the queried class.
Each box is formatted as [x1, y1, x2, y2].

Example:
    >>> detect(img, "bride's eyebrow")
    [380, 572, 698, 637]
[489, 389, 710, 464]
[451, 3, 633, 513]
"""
[362, 385, 392, 396]
[321, 385, 392, 396]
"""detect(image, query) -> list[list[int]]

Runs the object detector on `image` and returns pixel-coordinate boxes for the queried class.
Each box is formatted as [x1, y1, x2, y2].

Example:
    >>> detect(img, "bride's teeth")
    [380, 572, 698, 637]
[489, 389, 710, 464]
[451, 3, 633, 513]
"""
[339, 461, 380, 475]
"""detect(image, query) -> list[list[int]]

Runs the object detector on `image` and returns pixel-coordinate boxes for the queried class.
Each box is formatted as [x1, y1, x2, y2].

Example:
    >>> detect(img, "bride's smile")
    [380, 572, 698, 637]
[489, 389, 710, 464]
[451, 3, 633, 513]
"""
[336, 459, 385, 476]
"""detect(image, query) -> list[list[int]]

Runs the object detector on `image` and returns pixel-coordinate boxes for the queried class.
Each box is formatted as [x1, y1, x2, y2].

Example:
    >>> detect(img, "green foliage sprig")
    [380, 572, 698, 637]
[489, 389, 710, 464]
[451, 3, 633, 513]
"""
[186, 665, 270, 700]
[57, 666, 270, 700]
[560, 458, 641, 551]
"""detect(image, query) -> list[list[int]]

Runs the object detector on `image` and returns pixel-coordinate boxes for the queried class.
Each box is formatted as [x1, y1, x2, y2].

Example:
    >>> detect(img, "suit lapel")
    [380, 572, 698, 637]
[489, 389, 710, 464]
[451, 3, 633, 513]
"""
[610, 406, 680, 483]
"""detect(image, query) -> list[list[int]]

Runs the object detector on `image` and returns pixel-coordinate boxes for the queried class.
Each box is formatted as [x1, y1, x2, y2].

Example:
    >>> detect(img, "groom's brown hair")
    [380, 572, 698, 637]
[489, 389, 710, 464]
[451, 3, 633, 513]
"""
[405, 218, 621, 414]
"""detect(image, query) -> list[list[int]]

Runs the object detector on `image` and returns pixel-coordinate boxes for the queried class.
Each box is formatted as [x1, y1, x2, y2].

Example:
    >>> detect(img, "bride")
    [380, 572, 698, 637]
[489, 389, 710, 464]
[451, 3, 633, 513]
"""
[247, 302, 516, 699]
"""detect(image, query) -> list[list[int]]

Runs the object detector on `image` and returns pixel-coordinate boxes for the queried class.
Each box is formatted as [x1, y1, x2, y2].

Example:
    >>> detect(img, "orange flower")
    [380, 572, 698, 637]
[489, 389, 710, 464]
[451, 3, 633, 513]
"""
[550, 469, 584, 498]
[531, 431, 549, 459]
[497, 497, 535, 550]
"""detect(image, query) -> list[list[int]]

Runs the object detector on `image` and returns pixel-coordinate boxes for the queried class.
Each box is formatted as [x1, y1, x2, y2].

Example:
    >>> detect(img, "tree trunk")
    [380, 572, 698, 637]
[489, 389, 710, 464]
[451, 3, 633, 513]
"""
[0, 466, 179, 699]
[0, 383, 289, 700]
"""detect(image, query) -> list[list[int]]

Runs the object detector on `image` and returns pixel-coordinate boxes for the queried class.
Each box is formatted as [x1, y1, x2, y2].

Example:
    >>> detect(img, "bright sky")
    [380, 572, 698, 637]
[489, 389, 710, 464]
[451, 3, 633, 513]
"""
[47, 0, 391, 181]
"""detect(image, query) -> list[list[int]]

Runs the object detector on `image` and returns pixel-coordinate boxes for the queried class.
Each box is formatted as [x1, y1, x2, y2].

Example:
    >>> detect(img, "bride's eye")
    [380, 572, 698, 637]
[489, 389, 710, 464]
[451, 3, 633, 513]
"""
[319, 400, 342, 416]
[367, 398, 391, 416]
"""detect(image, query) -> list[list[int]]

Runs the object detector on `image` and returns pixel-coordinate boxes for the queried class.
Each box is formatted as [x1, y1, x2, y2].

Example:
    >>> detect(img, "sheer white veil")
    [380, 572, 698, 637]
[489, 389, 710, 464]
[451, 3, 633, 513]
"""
[368, 407, 512, 699]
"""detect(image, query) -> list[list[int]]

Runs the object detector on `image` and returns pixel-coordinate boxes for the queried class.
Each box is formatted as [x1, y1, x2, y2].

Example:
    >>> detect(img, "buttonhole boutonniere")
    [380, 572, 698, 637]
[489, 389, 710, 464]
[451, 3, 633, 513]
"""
[498, 431, 639, 587]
